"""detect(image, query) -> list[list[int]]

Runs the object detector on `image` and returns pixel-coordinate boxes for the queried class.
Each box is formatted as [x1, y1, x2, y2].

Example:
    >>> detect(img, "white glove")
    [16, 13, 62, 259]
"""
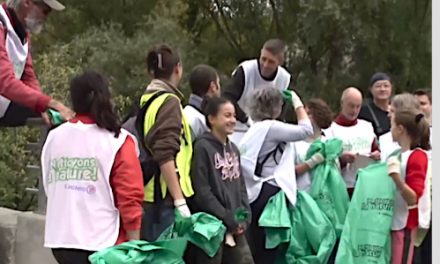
[291, 91, 304, 110]
[387, 156, 400, 175]
[174, 199, 191, 218]
[225, 233, 236, 247]
[305, 153, 325, 169]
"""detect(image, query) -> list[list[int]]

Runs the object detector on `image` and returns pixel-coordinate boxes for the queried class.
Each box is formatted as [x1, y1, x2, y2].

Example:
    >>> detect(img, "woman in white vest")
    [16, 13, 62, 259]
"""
[379, 93, 420, 161]
[223, 39, 291, 145]
[293, 98, 334, 191]
[239, 87, 312, 264]
[386, 109, 430, 264]
[41, 71, 144, 264]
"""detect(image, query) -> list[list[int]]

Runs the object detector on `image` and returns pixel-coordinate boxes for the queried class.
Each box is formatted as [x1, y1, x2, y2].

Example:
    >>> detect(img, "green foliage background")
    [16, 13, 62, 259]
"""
[0, 0, 431, 210]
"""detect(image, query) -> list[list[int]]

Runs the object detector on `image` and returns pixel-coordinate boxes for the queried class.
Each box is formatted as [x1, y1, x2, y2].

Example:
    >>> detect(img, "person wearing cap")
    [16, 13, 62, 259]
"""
[0, 0, 73, 127]
[358, 72, 393, 137]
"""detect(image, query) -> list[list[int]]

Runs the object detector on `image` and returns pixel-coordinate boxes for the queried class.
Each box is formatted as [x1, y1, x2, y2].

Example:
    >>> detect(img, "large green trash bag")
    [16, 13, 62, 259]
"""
[89, 238, 187, 264]
[89, 211, 226, 263]
[335, 162, 396, 264]
[259, 191, 337, 264]
[162, 211, 227, 257]
[306, 138, 349, 237]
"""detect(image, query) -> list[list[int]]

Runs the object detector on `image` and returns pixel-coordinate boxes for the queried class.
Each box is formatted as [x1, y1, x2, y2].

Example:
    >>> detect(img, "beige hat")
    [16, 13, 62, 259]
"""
[41, 0, 65, 11]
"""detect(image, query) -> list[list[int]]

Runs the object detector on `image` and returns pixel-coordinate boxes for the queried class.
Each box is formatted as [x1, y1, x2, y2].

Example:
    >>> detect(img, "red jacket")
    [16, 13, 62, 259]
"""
[70, 115, 144, 244]
[405, 149, 428, 229]
[0, 4, 51, 113]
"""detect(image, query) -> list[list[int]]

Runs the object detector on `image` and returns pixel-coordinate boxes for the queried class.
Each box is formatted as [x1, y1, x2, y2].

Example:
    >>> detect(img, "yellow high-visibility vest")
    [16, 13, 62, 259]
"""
[141, 91, 194, 202]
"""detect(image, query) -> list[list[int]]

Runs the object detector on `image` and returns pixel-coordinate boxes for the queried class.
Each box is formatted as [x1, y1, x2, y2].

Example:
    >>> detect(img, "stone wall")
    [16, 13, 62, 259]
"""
[0, 208, 57, 264]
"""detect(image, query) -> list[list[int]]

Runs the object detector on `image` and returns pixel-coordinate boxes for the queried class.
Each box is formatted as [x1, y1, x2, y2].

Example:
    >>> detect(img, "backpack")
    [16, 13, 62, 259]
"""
[122, 91, 169, 186]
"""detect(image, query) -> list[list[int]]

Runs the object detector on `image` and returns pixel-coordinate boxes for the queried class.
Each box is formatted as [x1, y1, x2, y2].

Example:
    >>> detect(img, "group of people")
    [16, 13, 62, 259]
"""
[0, 1, 432, 264]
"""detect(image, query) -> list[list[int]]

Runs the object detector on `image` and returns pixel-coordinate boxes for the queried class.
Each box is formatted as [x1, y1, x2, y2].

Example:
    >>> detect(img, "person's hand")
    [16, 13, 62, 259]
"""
[340, 151, 356, 164]
[174, 199, 191, 218]
[282, 90, 304, 110]
[48, 99, 75, 121]
[234, 224, 245, 236]
[369, 150, 381, 161]
[41, 112, 51, 126]
[387, 156, 400, 180]
[305, 153, 325, 169]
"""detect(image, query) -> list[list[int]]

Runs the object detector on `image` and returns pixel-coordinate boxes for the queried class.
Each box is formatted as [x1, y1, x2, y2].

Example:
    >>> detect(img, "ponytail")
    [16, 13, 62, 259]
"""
[70, 70, 121, 137]
[394, 110, 431, 151]
[146, 43, 180, 80]
[416, 113, 431, 150]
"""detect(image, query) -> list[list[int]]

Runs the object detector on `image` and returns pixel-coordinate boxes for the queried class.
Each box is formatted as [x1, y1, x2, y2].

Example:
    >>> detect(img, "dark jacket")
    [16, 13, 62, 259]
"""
[191, 132, 251, 232]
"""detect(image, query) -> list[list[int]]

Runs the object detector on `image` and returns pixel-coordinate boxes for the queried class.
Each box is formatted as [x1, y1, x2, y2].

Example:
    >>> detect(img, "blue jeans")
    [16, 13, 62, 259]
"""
[140, 202, 175, 242]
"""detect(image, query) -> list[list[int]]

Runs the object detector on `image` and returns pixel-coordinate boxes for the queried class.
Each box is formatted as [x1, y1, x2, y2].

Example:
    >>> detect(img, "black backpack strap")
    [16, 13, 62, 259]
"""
[366, 102, 383, 135]
[134, 91, 171, 224]
[134, 91, 169, 145]
[255, 143, 285, 177]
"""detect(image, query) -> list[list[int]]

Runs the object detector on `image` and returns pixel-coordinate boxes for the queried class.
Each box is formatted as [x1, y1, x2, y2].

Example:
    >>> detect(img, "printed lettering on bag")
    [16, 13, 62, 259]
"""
[353, 244, 383, 259]
[361, 198, 394, 216]
[48, 157, 98, 183]
[315, 191, 333, 204]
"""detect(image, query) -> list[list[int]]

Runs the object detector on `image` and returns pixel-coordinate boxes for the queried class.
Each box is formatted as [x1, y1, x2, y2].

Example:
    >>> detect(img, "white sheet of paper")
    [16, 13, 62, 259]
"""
[351, 154, 374, 171]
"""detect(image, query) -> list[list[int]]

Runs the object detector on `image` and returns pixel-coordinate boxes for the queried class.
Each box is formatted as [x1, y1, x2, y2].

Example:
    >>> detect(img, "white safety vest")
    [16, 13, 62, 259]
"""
[230, 59, 290, 145]
[391, 149, 430, 230]
[183, 104, 208, 141]
[324, 120, 376, 188]
[239, 120, 297, 206]
[41, 121, 136, 251]
[0, 6, 28, 117]
[379, 131, 400, 162]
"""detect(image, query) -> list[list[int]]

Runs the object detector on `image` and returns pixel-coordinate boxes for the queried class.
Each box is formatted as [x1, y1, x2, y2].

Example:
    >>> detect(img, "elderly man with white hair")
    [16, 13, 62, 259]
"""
[0, 0, 73, 127]
[324, 87, 380, 199]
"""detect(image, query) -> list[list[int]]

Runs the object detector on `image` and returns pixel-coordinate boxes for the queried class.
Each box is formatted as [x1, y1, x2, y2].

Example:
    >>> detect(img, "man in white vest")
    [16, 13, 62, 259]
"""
[223, 38, 292, 144]
[324, 87, 380, 198]
[0, 0, 73, 127]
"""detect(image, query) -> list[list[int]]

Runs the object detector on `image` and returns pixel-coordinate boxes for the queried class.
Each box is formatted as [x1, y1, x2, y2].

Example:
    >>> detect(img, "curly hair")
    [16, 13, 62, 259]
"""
[306, 98, 333, 129]
[248, 87, 283, 121]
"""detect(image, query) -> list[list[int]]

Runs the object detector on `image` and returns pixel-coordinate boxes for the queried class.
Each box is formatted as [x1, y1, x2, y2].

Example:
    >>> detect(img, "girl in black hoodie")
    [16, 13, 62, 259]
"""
[190, 97, 254, 264]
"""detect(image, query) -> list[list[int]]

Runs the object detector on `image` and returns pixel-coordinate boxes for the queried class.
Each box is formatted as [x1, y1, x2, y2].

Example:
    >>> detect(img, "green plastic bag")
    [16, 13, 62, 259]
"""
[259, 191, 337, 264]
[89, 212, 226, 263]
[335, 162, 396, 264]
[164, 211, 227, 257]
[89, 238, 187, 264]
[306, 138, 349, 237]
[47, 109, 65, 126]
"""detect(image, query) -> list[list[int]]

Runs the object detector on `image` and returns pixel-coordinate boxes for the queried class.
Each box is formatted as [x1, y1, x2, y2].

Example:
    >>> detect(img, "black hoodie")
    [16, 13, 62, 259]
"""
[191, 132, 251, 232]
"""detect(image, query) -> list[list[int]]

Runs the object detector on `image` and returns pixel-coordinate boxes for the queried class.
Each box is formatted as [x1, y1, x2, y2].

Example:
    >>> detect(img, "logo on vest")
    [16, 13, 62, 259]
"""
[64, 184, 97, 195]
[343, 138, 371, 152]
[49, 157, 98, 183]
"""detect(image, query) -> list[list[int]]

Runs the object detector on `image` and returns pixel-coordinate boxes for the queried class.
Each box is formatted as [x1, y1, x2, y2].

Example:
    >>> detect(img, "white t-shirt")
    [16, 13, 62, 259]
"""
[324, 120, 376, 188]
